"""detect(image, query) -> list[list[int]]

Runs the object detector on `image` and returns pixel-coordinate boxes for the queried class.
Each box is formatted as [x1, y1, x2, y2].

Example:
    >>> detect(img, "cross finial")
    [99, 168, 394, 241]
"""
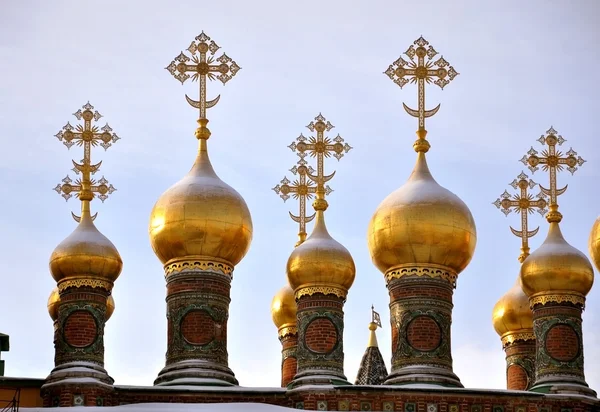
[493, 171, 548, 262]
[53, 102, 119, 222]
[520, 127, 585, 223]
[288, 114, 352, 212]
[384, 36, 458, 152]
[166, 32, 241, 140]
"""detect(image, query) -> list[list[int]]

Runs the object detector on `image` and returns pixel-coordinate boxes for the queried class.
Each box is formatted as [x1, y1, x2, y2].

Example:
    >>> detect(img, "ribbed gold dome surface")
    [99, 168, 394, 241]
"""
[49, 212, 122, 283]
[521, 222, 594, 297]
[149, 139, 253, 267]
[589, 216, 600, 273]
[492, 278, 533, 337]
[271, 284, 296, 329]
[287, 211, 355, 292]
[367, 152, 477, 276]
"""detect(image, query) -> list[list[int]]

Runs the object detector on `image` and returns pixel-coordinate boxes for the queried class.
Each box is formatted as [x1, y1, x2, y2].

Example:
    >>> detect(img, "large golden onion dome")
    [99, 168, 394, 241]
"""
[367, 151, 477, 276]
[47, 288, 115, 321]
[47, 288, 61, 321]
[521, 222, 594, 298]
[49, 211, 123, 284]
[588, 216, 600, 272]
[149, 138, 252, 268]
[271, 284, 296, 330]
[287, 211, 355, 293]
[492, 278, 533, 339]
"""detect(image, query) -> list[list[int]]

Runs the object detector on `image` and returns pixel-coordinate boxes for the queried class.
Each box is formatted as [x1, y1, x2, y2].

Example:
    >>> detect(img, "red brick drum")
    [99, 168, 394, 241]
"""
[289, 293, 349, 387]
[154, 271, 237, 386]
[530, 302, 595, 396]
[280, 333, 298, 387]
[386, 276, 462, 387]
[504, 340, 535, 391]
[41, 286, 114, 407]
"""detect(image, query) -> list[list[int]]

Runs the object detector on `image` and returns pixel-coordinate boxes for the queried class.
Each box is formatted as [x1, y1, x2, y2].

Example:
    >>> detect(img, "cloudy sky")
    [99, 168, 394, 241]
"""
[1, 0, 599, 391]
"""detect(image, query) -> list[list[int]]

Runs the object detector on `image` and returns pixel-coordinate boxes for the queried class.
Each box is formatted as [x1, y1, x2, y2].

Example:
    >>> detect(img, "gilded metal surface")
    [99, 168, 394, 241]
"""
[492, 278, 534, 338]
[588, 216, 600, 273]
[294, 285, 348, 300]
[163, 257, 234, 277]
[493, 171, 547, 262]
[384, 36, 458, 149]
[272, 161, 320, 247]
[385, 263, 458, 286]
[106, 295, 115, 321]
[149, 138, 253, 267]
[47, 288, 61, 321]
[271, 284, 297, 330]
[57, 278, 113, 292]
[367, 306, 382, 348]
[501, 331, 536, 347]
[520, 223, 594, 298]
[151, 33, 251, 269]
[284, 114, 355, 292]
[529, 293, 586, 308]
[278, 325, 298, 339]
[368, 152, 476, 276]
[50, 102, 122, 284]
[521, 127, 585, 223]
[166, 31, 240, 120]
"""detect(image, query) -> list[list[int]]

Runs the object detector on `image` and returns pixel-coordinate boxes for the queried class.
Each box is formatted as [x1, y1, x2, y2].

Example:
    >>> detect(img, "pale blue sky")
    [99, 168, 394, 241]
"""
[0, 0, 599, 390]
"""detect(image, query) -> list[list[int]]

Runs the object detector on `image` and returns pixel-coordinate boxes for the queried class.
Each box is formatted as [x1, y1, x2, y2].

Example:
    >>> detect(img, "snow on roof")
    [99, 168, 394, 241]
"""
[22, 404, 298, 412]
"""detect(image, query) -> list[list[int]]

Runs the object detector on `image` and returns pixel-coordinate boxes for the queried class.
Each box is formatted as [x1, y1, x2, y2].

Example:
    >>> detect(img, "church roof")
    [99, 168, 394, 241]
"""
[354, 346, 388, 385]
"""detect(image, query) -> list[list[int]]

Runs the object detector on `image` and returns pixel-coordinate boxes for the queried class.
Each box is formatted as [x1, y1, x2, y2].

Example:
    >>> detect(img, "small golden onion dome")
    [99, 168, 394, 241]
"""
[149, 139, 252, 267]
[287, 211, 356, 292]
[106, 295, 115, 321]
[588, 216, 600, 273]
[492, 278, 533, 338]
[521, 222, 594, 297]
[367, 152, 477, 275]
[49, 212, 122, 283]
[47, 288, 61, 321]
[271, 284, 296, 330]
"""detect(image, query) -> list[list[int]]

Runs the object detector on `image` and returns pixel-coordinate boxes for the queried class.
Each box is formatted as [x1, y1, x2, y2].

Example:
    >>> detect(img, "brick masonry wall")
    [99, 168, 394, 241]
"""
[63, 311, 97, 347]
[280, 334, 298, 387]
[504, 340, 535, 391]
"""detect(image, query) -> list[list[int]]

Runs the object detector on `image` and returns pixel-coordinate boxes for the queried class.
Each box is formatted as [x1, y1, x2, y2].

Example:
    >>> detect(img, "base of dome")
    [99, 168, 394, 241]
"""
[529, 376, 596, 397]
[154, 360, 238, 387]
[288, 368, 351, 389]
[384, 364, 463, 388]
[42, 361, 114, 388]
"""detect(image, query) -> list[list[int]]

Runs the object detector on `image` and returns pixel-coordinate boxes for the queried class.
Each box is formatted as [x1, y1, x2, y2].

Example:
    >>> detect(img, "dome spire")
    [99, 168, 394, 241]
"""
[519, 127, 594, 396]
[384, 35, 459, 153]
[45, 102, 122, 400]
[491, 171, 546, 390]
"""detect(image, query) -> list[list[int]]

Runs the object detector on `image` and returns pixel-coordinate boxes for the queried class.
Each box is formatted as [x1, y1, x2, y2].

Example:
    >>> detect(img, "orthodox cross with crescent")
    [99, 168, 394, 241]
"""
[520, 127, 585, 220]
[288, 114, 352, 204]
[493, 171, 548, 262]
[53, 102, 119, 222]
[385, 36, 458, 146]
[272, 159, 325, 247]
[166, 31, 241, 120]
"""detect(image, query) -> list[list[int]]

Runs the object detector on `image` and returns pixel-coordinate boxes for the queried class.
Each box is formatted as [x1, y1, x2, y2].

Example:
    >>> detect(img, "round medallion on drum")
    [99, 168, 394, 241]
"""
[63, 310, 98, 348]
[545, 324, 579, 362]
[406, 315, 442, 352]
[305, 318, 338, 354]
[181, 310, 215, 345]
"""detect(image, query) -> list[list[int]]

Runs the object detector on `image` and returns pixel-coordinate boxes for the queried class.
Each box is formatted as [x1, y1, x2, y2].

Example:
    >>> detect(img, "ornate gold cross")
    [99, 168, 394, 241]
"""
[288, 114, 352, 209]
[385, 36, 458, 150]
[520, 127, 585, 221]
[53, 102, 118, 221]
[272, 160, 333, 246]
[166, 31, 240, 121]
[493, 171, 548, 262]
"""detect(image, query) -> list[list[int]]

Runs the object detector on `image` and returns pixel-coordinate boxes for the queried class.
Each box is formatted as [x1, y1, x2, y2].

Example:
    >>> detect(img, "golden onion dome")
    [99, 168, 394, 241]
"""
[271, 284, 296, 330]
[492, 278, 533, 338]
[106, 295, 115, 321]
[47, 287, 61, 321]
[589, 215, 600, 273]
[367, 152, 477, 276]
[287, 211, 356, 293]
[48, 288, 115, 321]
[521, 222, 594, 298]
[49, 211, 122, 284]
[149, 138, 252, 268]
